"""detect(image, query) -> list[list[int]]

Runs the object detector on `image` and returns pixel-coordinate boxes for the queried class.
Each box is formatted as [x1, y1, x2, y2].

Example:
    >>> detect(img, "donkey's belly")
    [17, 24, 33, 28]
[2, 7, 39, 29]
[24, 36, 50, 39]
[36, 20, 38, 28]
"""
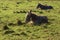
[32, 16, 48, 25]
[34, 16, 48, 24]
[33, 17, 42, 24]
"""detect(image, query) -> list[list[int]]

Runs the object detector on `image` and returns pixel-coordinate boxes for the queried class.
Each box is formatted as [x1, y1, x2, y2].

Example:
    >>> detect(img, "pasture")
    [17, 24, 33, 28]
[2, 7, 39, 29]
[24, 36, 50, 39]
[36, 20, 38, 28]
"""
[0, 0, 60, 40]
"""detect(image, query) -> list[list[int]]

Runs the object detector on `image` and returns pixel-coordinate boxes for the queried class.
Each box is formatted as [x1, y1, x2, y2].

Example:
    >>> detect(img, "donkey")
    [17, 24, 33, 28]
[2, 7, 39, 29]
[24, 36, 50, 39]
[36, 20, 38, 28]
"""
[25, 10, 48, 25]
[36, 3, 53, 10]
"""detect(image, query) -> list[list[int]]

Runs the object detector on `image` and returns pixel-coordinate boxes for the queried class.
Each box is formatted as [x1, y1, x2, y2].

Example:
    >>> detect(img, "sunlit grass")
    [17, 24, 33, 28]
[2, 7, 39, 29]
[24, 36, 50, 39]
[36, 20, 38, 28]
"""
[0, 0, 60, 40]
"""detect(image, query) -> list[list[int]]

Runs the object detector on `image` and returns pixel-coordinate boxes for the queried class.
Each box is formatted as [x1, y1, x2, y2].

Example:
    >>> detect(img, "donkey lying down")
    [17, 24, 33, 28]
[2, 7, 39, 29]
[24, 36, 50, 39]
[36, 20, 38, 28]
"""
[36, 3, 53, 10]
[25, 10, 48, 25]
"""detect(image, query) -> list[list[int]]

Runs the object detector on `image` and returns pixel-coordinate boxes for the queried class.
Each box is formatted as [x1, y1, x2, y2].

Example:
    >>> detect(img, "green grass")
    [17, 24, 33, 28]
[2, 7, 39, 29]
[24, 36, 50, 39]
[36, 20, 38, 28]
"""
[0, 0, 60, 40]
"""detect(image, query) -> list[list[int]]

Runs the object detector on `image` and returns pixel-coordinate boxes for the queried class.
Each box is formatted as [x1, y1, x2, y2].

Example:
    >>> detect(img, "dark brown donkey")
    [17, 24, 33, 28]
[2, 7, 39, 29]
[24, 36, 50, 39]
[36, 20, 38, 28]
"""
[36, 3, 53, 10]
[25, 10, 49, 25]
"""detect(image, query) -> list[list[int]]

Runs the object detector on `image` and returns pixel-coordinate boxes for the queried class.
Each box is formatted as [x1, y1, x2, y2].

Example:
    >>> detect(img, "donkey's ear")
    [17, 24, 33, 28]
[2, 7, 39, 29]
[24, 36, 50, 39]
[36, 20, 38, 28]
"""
[29, 10, 32, 14]
[30, 10, 32, 13]
[38, 3, 42, 5]
[28, 10, 32, 14]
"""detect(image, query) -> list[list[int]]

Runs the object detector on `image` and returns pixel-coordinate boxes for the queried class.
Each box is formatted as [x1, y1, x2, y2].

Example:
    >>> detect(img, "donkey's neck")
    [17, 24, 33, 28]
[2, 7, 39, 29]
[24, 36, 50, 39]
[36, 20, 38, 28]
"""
[31, 14, 38, 21]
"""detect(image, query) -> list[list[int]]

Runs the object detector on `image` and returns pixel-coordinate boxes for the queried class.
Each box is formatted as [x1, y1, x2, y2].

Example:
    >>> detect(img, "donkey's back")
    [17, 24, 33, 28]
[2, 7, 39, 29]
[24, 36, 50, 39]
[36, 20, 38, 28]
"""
[34, 16, 48, 24]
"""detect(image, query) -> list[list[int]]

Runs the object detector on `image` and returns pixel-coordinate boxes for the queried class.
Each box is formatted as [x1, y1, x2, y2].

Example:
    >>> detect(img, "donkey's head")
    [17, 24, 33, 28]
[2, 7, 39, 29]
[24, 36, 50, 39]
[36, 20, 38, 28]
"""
[25, 10, 32, 23]
[36, 3, 42, 9]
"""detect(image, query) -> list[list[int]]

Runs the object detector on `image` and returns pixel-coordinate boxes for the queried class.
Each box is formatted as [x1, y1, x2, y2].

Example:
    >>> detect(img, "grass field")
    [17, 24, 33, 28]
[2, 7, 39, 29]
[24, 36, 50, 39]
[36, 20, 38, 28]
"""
[0, 0, 60, 40]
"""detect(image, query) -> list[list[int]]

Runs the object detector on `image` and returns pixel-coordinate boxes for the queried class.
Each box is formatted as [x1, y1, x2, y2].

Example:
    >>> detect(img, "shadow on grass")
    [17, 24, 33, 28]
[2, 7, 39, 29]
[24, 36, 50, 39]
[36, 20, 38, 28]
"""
[4, 30, 15, 34]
